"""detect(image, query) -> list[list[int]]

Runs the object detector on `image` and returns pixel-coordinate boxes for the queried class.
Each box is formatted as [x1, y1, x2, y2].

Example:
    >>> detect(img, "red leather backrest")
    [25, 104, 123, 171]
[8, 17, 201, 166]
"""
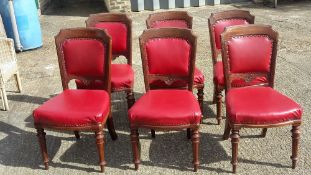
[214, 19, 249, 50]
[145, 38, 191, 75]
[94, 22, 127, 53]
[62, 39, 105, 77]
[151, 20, 189, 29]
[227, 35, 272, 73]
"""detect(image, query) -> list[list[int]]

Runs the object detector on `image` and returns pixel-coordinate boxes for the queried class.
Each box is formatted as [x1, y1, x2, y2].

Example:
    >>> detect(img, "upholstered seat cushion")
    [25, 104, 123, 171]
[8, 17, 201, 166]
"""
[111, 64, 134, 91]
[33, 90, 110, 127]
[129, 90, 202, 126]
[151, 20, 188, 29]
[75, 64, 134, 91]
[226, 87, 302, 125]
[213, 61, 225, 86]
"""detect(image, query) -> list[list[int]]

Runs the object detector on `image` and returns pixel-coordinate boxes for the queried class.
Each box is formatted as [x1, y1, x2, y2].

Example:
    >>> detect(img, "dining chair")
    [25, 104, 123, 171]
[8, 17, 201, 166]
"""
[146, 11, 204, 111]
[75, 13, 135, 108]
[33, 28, 117, 172]
[129, 28, 202, 172]
[208, 10, 255, 124]
[221, 24, 302, 173]
[0, 15, 22, 111]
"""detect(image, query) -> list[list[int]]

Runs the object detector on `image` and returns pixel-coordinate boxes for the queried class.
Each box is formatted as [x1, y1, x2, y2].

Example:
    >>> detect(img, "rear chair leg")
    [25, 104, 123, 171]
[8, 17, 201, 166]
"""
[223, 119, 231, 140]
[106, 114, 118, 141]
[187, 128, 191, 139]
[36, 128, 49, 170]
[74, 131, 80, 140]
[291, 125, 300, 169]
[261, 128, 268, 137]
[216, 91, 222, 125]
[197, 87, 204, 113]
[151, 129, 155, 138]
[126, 90, 135, 109]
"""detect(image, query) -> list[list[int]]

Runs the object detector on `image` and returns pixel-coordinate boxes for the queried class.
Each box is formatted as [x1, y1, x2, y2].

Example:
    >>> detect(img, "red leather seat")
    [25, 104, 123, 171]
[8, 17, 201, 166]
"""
[111, 64, 134, 90]
[226, 87, 302, 125]
[129, 90, 202, 126]
[213, 61, 224, 86]
[33, 90, 110, 127]
[75, 64, 134, 91]
[151, 20, 188, 29]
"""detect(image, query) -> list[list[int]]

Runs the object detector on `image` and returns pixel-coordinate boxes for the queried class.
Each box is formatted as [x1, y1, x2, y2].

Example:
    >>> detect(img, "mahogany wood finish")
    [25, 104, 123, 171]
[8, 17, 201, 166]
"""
[208, 10, 255, 125]
[86, 13, 135, 109]
[34, 28, 117, 172]
[130, 28, 200, 171]
[221, 24, 302, 173]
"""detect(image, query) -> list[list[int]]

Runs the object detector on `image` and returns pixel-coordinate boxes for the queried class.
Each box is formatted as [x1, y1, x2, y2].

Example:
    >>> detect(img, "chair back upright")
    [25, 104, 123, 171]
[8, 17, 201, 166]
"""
[208, 10, 255, 65]
[146, 11, 193, 29]
[55, 28, 112, 92]
[139, 28, 197, 92]
[86, 13, 132, 65]
[221, 24, 279, 91]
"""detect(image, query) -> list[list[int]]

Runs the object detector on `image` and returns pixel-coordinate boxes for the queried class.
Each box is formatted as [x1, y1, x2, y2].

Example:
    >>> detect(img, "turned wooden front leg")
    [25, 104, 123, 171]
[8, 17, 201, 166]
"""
[36, 128, 49, 170]
[192, 129, 200, 172]
[95, 130, 106, 172]
[131, 129, 140, 170]
[231, 129, 240, 174]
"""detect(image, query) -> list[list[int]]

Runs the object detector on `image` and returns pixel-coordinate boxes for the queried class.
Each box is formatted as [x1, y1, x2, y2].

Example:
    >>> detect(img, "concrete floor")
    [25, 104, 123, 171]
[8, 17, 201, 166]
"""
[0, 0, 310, 174]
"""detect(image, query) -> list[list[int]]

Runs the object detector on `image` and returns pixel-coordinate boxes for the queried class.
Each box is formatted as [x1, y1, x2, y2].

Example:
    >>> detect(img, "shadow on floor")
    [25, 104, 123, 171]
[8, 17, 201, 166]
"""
[43, 0, 108, 17]
[146, 132, 231, 173]
[0, 121, 61, 170]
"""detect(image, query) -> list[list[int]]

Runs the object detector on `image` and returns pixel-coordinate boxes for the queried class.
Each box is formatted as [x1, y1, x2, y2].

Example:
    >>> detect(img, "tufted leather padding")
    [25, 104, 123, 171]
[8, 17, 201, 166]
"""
[75, 64, 134, 91]
[146, 38, 191, 75]
[128, 90, 202, 126]
[151, 20, 188, 29]
[213, 61, 225, 86]
[228, 36, 272, 73]
[214, 19, 249, 50]
[33, 90, 110, 127]
[226, 87, 302, 125]
[63, 39, 105, 77]
[95, 22, 127, 54]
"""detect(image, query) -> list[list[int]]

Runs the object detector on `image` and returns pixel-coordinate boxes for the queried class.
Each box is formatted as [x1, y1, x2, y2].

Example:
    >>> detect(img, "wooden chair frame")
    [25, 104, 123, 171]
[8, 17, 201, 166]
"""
[146, 11, 193, 29]
[130, 28, 200, 171]
[86, 13, 135, 108]
[208, 10, 255, 124]
[146, 10, 204, 114]
[220, 24, 302, 173]
[34, 28, 117, 172]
